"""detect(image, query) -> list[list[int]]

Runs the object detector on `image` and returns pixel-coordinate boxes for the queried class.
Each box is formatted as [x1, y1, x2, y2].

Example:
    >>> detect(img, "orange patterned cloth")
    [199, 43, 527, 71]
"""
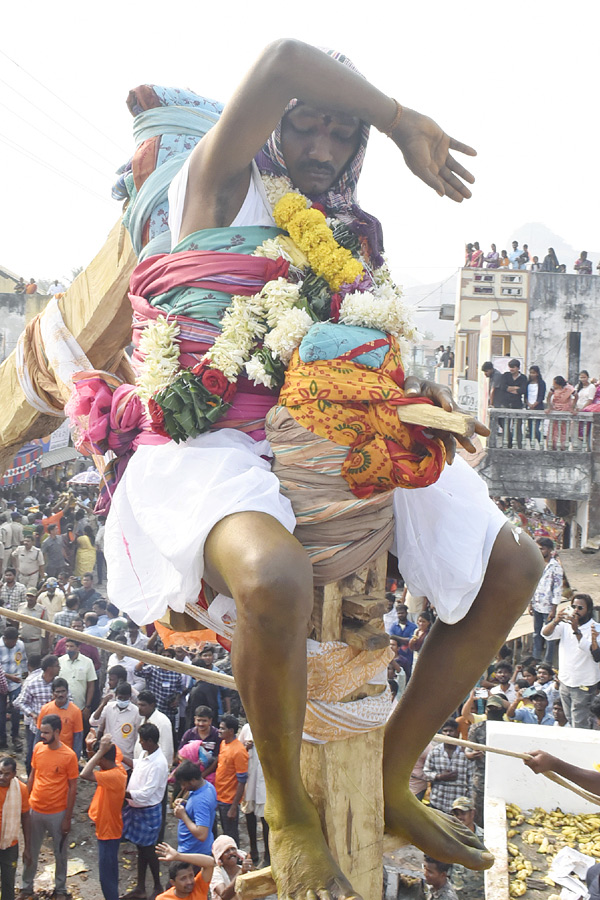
[278, 340, 445, 498]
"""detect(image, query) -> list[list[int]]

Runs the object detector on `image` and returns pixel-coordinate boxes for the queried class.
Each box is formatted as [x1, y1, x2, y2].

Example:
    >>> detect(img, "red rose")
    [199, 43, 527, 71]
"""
[147, 398, 169, 438]
[223, 382, 237, 404]
[311, 202, 327, 216]
[200, 367, 229, 397]
[330, 292, 342, 322]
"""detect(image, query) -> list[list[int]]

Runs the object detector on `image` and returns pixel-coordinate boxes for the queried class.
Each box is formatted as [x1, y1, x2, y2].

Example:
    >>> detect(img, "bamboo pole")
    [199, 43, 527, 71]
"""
[433, 733, 600, 807]
[2, 608, 235, 689]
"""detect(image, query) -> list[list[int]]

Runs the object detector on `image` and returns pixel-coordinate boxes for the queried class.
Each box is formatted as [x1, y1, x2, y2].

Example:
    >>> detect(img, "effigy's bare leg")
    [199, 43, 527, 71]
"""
[204, 510, 362, 900]
[383, 522, 543, 869]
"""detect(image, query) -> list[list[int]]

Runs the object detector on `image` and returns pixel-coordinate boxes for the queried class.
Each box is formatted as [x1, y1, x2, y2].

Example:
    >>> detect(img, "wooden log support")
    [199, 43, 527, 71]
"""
[341, 594, 387, 623]
[301, 552, 388, 900]
[341, 619, 390, 652]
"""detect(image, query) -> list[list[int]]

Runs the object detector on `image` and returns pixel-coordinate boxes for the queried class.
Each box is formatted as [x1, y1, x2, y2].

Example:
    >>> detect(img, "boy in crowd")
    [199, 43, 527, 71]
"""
[155, 842, 214, 900]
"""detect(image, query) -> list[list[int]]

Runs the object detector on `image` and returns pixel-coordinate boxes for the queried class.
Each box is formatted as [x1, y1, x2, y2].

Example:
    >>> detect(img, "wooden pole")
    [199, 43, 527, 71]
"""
[2, 607, 235, 689]
[432, 733, 600, 806]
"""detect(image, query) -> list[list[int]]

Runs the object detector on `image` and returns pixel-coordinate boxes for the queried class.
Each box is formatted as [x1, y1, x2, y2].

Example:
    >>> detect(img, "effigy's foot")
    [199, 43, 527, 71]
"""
[385, 787, 494, 871]
[269, 807, 362, 900]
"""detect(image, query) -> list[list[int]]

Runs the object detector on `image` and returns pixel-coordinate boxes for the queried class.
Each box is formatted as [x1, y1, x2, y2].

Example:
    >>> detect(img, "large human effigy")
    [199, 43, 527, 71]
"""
[0, 83, 473, 897]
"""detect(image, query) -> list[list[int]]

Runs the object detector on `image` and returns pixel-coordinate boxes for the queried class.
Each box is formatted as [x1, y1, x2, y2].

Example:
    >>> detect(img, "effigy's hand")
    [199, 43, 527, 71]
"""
[404, 376, 489, 463]
[392, 108, 476, 202]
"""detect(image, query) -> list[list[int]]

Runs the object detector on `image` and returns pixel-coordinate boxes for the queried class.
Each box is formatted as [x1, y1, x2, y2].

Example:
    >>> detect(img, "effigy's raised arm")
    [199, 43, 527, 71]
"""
[0, 219, 137, 473]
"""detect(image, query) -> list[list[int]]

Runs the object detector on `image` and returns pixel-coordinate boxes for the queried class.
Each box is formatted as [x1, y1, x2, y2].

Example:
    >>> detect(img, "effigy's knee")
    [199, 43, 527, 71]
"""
[236, 542, 313, 622]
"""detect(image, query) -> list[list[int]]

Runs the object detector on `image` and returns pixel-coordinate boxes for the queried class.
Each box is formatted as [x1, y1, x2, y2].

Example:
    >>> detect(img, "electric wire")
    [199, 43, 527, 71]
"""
[0, 132, 114, 206]
[0, 73, 121, 169]
[0, 48, 129, 156]
[0, 99, 113, 180]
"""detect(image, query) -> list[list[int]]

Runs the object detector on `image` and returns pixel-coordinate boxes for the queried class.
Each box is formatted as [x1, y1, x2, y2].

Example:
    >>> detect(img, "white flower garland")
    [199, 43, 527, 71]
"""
[206, 278, 310, 388]
[136, 316, 181, 401]
[137, 178, 419, 397]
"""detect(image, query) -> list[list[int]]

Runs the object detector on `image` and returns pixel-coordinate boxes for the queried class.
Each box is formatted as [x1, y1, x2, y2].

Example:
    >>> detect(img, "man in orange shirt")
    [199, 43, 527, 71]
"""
[155, 842, 214, 900]
[37, 678, 83, 759]
[214, 717, 248, 845]
[0, 757, 31, 900]
[20, 715, 78, 900]
[80, 733, 127, 900]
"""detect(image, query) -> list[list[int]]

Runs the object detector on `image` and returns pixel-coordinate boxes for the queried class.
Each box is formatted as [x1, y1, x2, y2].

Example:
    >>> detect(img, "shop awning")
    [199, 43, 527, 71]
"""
[0, 443, 42, 488]
[39, 446, 82, 469]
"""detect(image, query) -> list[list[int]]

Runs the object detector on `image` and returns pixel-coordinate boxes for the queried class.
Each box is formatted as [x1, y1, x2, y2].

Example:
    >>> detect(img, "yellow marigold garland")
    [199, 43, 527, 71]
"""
[273, 193, 364, 291]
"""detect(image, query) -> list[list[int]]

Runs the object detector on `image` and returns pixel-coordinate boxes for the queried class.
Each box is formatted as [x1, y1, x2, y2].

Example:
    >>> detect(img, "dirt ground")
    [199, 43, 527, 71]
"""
[9, 740, 259, 900]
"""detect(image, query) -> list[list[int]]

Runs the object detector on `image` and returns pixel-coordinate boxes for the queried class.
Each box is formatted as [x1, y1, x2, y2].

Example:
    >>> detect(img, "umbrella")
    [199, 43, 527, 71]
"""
[67, 466, 101, 485]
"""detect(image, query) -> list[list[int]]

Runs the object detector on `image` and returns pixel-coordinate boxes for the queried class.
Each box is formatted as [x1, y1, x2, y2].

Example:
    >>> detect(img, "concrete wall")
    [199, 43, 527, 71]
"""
[0, 292, 48, 363]
[528, 272, 600, 382]
[0, 292, 26, 362]
[478, 448, 594, 501]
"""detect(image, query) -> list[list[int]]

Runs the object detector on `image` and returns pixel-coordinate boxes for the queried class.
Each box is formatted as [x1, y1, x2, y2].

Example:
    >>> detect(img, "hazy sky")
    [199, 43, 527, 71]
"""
[3, 0, 599, 306]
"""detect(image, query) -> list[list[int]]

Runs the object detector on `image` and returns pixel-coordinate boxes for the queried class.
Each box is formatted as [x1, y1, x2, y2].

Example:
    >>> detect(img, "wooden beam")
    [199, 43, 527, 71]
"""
[396, 405, 474, 436]
[235, 866, 275, 899]
[1, 607, 235, 689]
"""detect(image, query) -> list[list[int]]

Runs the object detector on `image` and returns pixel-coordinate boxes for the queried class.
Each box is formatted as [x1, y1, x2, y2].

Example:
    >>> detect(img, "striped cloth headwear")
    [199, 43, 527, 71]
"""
[255, 49, 385, 265]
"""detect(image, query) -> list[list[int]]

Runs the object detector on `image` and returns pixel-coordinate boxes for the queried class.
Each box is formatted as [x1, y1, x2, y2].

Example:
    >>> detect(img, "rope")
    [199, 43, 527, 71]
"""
[1, 607, 235, 689]
[433, 733, 600, 806]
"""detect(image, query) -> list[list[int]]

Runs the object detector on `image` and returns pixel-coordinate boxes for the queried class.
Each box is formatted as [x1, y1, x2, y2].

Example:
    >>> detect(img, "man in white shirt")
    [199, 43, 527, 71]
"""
[489, 661, 517, 704]
[542, 593, 600, 729]
[58, 639, 98, 718]
[126, 622, 149, 651]
[122, 722, 169, 900]
[134, 690, 174, 766]
[89, 682, 142, 763]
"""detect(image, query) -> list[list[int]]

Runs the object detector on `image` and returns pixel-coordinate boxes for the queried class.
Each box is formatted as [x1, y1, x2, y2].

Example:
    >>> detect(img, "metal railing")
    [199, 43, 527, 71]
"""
[487, 409, 595, 452]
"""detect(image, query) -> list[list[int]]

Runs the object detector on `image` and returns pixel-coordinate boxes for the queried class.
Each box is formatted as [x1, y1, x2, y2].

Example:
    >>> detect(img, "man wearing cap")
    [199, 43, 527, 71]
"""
[10, 538, 44, 592]
[17, 590, 47, 658]
[449, 797, 484, 894]
[37, 579, 65, 623]
[507, 690, 555, 726]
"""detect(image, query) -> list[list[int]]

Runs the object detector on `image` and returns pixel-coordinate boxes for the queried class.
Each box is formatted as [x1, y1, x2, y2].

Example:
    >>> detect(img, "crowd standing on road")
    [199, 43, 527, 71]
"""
[0, 437, 597, 900]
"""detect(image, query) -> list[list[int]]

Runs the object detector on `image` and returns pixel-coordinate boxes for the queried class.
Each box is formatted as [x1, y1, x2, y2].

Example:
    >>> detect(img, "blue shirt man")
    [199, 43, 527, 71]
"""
[174, 761, 218, 855]
[512, 692, 555, 727]
[389, 603, 417, 678]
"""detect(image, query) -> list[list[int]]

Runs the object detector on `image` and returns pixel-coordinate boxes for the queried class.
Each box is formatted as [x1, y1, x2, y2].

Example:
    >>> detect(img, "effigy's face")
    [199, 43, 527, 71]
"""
[281, 106, 360, 195]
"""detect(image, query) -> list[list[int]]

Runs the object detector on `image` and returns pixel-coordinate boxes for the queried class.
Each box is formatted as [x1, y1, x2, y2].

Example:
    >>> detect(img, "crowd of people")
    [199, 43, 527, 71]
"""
[481, 359, 600, 447]
[12, 279, 66, 297]
[385, 528, 599, 898]
[465, 241, 598, 275]
[0, 479, 271, 900]
[0, 452, 596, 900]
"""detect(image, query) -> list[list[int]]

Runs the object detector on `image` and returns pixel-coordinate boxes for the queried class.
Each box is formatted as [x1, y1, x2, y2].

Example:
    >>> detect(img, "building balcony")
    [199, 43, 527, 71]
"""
[477, 410, 596, 501]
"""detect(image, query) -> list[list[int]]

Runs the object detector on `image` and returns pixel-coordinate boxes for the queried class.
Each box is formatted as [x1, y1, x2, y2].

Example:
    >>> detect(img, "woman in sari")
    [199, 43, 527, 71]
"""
[547, 376, 576, 449]
[74, 524, 97, 576]
[583, 382, 600, 413]
[575, 371, 596, 411]
[541, 247, 560, 272]
[470, 241, 483, 268]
